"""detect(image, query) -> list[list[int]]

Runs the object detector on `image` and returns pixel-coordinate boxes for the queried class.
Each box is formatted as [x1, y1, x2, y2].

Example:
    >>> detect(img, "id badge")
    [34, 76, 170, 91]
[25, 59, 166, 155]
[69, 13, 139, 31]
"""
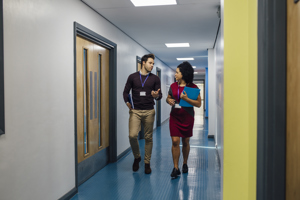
[175, 104, 181, 109]
[140, 91, 146, 96]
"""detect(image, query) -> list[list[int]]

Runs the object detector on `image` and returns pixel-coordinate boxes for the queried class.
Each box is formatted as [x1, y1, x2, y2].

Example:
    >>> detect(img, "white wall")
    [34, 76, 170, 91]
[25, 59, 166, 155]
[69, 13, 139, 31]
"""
[208, 49, 216, 138]
[0, 0, 174, 199]
[152, 66, 175, 126]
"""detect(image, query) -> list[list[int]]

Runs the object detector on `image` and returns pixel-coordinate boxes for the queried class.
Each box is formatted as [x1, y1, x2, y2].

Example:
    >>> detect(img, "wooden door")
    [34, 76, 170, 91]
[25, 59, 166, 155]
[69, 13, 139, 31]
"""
[286, 1, 300, 199]
[137, 62, 141, 71]
[76, 36, 110, 164]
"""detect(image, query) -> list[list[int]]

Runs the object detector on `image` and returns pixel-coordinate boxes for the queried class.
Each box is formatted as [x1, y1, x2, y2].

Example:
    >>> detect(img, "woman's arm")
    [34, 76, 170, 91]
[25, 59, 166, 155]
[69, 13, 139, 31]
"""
[166, 94, 176, 106]
[180, 91, 201, 108]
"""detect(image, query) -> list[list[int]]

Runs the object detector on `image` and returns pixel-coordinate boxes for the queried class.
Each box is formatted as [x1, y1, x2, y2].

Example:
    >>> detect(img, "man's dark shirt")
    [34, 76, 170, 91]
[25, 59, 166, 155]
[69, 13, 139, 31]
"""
[123, 72, 162, 110]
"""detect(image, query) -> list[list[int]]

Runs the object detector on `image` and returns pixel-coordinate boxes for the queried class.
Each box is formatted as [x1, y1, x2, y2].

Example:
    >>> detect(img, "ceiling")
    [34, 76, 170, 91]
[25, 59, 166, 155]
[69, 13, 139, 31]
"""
[82, 0, 220, 76]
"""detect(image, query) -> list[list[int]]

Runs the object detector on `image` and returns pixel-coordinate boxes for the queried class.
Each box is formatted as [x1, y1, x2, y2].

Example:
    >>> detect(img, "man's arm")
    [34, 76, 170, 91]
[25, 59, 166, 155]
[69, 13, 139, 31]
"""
[123, 75, 133, 109]
[151, 76, 162, 101]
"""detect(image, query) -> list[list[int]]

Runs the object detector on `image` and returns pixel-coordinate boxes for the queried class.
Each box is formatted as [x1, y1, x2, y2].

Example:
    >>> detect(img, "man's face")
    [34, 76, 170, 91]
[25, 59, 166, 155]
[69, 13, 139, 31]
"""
[143, 58, 154, 73]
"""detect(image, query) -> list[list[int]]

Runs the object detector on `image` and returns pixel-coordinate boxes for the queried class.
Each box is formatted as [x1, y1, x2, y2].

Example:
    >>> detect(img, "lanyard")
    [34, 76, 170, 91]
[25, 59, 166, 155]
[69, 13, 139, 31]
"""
[140, 73, 149, 88]
[178, 85, 180, 100]
[178, 84, 186, 101]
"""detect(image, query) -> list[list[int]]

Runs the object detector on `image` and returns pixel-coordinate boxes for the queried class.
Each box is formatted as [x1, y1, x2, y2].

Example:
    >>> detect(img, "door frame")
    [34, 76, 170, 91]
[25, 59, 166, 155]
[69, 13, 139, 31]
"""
[136, 56, 141, 71]
[0, 0, 4, 135]
[156, 67, 161, 127]
[257, 0, 286, 199]
[73, 22, 117, 187]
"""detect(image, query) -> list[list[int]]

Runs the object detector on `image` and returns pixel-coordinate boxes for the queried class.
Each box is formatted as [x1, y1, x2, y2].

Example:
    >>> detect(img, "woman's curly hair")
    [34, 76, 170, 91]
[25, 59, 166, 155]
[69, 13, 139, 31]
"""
[177, 61, 194, 84]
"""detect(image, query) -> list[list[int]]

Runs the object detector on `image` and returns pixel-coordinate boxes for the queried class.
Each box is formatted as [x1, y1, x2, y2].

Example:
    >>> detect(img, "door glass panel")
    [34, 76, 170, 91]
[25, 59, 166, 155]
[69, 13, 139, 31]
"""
[90, 71, 93, 120]
[83, 49, 88, 154]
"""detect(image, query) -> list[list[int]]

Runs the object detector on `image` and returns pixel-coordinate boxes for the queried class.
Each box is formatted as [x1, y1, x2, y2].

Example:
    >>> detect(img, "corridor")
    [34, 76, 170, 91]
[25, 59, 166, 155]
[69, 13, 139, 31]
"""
[71, 107, 221, 200]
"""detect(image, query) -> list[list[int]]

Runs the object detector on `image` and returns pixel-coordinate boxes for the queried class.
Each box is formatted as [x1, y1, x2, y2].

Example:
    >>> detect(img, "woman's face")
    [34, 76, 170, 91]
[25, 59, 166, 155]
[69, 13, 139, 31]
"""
[175, 67, 183, 81]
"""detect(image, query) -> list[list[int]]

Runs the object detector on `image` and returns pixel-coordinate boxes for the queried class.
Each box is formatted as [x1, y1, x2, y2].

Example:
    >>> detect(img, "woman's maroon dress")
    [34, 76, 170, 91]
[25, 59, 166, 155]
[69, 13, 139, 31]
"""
[168, 82, 198, 138]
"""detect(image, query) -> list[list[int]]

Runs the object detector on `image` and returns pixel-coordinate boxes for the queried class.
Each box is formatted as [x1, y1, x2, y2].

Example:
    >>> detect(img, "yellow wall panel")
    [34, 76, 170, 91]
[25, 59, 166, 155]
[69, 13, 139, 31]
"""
[223, 0, 257, 199]
[248, 0, 258, 199]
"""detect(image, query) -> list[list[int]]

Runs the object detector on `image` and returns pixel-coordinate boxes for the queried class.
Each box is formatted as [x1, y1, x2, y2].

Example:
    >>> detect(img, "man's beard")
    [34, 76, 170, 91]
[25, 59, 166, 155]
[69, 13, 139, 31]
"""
[145, 66, 151, 73]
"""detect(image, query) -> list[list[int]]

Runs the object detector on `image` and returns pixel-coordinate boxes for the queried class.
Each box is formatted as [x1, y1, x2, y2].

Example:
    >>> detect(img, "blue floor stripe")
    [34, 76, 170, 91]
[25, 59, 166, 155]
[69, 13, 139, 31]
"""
[180, 145, 216, 149]
[71, 110, 221, 200]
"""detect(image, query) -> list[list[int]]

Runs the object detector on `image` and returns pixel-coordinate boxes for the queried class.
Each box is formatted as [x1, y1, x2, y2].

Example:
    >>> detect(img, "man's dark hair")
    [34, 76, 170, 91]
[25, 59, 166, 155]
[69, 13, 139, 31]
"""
[141, 54, 155, 66]
[177, 61, 194, 84]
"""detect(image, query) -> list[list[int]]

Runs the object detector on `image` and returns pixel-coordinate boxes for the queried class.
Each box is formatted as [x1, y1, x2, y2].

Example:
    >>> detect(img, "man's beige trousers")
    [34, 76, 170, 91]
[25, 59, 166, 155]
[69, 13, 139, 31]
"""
[129, 109, 155, 164]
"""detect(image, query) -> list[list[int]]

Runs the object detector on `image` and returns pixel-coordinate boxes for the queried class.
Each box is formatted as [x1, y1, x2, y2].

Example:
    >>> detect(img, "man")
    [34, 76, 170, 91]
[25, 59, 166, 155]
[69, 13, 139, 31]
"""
[123, 53, 162, 174]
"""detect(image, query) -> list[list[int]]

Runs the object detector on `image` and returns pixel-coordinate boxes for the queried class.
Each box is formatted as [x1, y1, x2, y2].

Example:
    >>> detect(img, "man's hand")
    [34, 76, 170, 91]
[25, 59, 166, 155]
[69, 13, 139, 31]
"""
[151, 88, 160, 99]
[126, 102, 133, 110]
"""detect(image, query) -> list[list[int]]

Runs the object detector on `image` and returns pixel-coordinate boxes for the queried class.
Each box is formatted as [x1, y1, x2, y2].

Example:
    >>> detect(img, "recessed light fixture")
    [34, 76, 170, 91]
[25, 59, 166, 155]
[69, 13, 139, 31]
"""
[165, 43, 190, 48]
[177, 58, 194, 61]
[194, 72, 198, 74]
[192, 66, 196, 68]
[131, 0, 177, 7]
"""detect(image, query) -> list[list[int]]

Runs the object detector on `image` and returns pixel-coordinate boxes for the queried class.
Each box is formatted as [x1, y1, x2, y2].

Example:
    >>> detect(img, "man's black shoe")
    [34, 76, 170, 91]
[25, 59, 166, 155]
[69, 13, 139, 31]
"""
[170, 168, 181, 179]
[132, 157, 141, 172]
[145, 163, 152, 174]
[182, 164, 188, 173]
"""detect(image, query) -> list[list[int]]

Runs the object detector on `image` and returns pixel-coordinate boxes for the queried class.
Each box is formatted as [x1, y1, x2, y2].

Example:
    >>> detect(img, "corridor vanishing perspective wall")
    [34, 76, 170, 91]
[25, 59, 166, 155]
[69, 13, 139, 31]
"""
[0, 1, 174, 199]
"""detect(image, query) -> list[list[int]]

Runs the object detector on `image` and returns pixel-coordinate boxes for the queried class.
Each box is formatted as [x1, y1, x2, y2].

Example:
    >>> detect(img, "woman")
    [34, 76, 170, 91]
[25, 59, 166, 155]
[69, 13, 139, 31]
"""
[166, 61, 201, 179]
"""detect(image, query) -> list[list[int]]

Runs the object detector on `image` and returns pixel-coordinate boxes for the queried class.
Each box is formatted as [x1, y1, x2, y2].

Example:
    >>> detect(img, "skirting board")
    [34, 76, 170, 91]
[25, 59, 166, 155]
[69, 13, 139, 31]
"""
[117, 146, 132, 160]
[58, 187, 77, 200]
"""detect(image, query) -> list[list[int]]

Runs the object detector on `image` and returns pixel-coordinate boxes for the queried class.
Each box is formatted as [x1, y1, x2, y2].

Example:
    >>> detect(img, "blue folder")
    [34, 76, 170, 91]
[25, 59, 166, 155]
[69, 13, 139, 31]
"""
[179, 87, 200, 107]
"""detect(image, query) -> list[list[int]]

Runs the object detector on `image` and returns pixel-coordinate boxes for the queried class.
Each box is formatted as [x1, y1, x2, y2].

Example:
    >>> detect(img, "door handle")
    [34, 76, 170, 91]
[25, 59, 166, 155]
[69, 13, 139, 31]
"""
[295, 0, 299, 3]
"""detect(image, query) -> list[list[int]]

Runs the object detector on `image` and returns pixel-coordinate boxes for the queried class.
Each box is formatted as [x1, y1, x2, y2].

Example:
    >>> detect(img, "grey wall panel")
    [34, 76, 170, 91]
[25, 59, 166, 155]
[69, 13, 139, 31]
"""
[216, 1, 224, 197]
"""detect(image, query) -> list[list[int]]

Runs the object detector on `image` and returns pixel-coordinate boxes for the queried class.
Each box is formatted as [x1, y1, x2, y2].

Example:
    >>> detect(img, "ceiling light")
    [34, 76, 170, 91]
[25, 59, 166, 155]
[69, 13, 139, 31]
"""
[165, 43, 190, 48]
[177, 58, 194, 61]
[194, 72, 198, 74]
[131, 0, 177, 7]
[192, 66, 196, 68]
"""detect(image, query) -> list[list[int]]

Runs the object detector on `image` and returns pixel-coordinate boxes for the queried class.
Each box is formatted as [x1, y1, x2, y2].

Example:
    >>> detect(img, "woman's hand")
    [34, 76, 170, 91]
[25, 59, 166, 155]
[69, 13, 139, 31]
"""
[167, 98, 176, 106]
[180, 92, 201, 108]
[166, 94, 175, 106]
[180, 91, 188, 100]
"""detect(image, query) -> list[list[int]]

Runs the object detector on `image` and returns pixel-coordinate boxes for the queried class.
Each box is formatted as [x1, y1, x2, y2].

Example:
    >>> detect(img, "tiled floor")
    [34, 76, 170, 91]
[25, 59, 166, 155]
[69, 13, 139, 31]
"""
[71, 107, 221, 200]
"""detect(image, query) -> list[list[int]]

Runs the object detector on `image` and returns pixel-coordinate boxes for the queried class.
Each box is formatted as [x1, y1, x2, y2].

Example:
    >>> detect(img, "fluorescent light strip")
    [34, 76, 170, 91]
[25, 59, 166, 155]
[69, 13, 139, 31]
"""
[194, 72, 198, 74]
[180, 145, 215, 149]
[177, 58, 194, 61]
[131, 0, 177, 7]
[165, 43, 190, 48]
[192, 66, 196, 68]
